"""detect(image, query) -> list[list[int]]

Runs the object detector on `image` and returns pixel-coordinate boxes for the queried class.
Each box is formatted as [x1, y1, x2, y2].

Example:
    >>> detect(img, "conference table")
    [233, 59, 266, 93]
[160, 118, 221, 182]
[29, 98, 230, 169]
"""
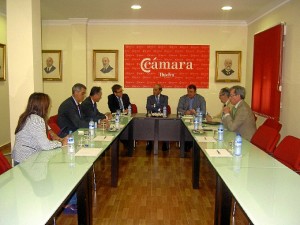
[0, 116, 132, 225]
[2, 114, 300, 225]
[181, 118, 300, 225]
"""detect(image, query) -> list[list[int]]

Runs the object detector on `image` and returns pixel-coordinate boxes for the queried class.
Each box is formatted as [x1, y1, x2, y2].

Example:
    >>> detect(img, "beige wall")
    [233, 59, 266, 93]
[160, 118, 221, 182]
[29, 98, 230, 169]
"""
[44, 22, 248, 117]
[0, 14, 10, 146]
[246, 0, 300, 138]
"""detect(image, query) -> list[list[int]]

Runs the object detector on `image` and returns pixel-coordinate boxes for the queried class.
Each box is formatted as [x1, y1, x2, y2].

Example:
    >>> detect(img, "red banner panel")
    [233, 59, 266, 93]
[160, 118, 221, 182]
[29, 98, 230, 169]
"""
[124, 45, 210, 88]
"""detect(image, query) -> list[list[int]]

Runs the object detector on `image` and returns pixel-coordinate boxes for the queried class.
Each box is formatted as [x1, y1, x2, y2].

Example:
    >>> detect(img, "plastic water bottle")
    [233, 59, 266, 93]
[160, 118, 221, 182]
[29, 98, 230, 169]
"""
[67, 131, 75, 153]
[115, 113, 120, 130]
[198, 111, 203, 126]
[196, 107, 201, 116]
[218, 124, 224, 141]
[89, 118, 94, 138]
[163, 106, 167, 118]
[234, 134, 242, 156]
[128, 104, 132, 117]
[194, 116, 199, 130]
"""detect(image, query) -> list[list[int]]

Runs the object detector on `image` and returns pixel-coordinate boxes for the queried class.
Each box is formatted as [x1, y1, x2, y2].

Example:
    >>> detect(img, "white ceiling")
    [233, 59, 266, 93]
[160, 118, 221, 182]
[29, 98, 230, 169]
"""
[0, 0, 289, 23]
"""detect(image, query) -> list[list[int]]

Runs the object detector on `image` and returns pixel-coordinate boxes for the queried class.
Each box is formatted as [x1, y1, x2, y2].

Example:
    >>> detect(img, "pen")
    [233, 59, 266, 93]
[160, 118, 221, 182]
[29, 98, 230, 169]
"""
[204, 137, 207, 140]
[216, 149, 220, 154]
[104, 136, 106, 139]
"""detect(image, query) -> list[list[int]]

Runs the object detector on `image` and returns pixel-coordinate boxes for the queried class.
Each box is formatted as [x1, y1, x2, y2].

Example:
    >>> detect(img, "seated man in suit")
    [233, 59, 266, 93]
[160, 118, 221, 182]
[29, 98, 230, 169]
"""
[146, 84, 168, 113]
[81, 86, 112, 125]
[57, 83, 90, 137]
[222, 85, 257, 141]
[177, 84, 206, 116]
[177, 84, 206, 152]
[108, 84, 131, 113]
[146, 84, 169, 151]
[206, 87, 233, 122]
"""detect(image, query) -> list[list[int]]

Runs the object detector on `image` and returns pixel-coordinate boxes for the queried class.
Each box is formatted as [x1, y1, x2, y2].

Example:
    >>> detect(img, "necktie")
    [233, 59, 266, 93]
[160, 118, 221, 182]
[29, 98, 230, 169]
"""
[232, 107, 237, 119]
[189, 99, 194, 110]
[77, 104, 81, 118]
[118, 97, 124, 110]
[93, 103, 96, 112]
[156, 96, 159, 104]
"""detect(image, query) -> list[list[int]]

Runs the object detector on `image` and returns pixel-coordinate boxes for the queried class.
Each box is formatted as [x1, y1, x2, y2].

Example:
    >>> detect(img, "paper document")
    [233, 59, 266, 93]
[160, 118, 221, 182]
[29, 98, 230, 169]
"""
[195, 136, 216, 143]
[75, 148, 103, 157]
[205, 149, 232, 157]
[93, 135, 114, 141]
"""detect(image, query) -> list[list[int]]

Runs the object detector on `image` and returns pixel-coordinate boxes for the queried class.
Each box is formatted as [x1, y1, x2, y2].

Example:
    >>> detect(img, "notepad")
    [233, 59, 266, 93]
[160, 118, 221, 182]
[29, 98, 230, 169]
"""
[195, 136, 217, 143]
[205, 149, 232, 157]
[93, 136, 114, 141]
[75, 148, 103, 156]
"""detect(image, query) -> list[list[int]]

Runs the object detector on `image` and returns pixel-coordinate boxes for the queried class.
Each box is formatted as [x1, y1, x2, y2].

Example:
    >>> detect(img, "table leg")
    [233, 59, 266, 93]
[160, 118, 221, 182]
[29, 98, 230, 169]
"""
[154, 120, 159, 154]
[214, 175, 232, 225]
[127, 120, 134, 157]
[77, 168, 92, 225]
[111, 137, 119, 187]
[192, 140, 200, 189]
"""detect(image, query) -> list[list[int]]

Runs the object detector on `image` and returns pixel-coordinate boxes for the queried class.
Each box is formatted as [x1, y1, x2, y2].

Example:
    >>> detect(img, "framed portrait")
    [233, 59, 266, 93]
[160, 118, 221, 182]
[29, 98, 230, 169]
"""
[215, 51, 241, 82]
[0, 44, 6, 81]
[93, 50, 118, 81]
[42, 50, 62, 81]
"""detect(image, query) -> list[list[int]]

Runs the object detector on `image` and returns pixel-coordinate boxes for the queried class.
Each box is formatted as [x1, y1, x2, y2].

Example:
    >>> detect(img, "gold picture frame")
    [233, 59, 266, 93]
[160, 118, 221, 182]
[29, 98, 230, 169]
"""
[215, 51, 241, 82]
[0, 43, 6, 81]
[42, 50, 62, 81]
[93, 50, 118, 81]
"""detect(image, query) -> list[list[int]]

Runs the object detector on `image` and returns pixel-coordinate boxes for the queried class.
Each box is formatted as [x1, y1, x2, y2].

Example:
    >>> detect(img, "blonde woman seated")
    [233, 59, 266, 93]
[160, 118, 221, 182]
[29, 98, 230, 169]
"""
[12, 93, 68, 165]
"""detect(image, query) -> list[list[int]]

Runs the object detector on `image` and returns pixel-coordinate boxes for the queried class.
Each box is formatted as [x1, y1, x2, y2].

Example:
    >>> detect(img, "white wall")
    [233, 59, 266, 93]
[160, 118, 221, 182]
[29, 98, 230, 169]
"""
[43, 22, 248, 117]
[246, 0, 300, 138]
[0, 14, 10, 147]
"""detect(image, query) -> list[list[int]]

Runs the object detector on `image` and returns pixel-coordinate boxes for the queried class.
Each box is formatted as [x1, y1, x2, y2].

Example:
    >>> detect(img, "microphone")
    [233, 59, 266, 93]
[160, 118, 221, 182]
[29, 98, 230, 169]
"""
[223, 104, 226, 107]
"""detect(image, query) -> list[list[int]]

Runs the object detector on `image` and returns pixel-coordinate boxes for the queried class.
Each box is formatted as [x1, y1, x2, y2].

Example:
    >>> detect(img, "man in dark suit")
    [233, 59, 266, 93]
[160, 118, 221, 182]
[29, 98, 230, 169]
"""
[44, 57, 56, 74]
[100, 57, 113, 73]
[108, 84, 131, 113]
[146, 84, 168, 113]
[57, 83, 89, 137]
[222, 85, 257, 141]
[81, 86, 112, 124]
[221, 58, 235, 76]
[146, 84, 169, 151]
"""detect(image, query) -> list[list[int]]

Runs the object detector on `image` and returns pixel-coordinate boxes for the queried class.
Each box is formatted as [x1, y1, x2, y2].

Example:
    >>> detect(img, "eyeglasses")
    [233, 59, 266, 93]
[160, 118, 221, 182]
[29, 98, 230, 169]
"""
[219, 93, 225, 97]
[229, 94, 237, 97]
[116, 90, 123, 93]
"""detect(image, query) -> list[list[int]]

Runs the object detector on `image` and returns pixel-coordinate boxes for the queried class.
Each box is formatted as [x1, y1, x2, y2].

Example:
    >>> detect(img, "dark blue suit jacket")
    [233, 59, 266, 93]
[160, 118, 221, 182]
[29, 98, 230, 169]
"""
[107, 93, 131, 113]
[57, 96, 89, 136]
[146, 94, 168, 112]
[81, 96, 106, 122]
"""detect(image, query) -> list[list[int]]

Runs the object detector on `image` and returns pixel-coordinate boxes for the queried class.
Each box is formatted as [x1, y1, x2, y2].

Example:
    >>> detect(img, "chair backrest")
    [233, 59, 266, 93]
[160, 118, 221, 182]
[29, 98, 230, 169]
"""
[48, 114, 60, 140]
[262, 118, 282, 132]
[131, 104, 138, 113]
[48, 122, 61, 136]
[251, 125, 280, 154]
[273, 135, 300, 172]
[0, 151, 12, 175]
[48, 115, 58, 124]
[167, 105, 171, 114]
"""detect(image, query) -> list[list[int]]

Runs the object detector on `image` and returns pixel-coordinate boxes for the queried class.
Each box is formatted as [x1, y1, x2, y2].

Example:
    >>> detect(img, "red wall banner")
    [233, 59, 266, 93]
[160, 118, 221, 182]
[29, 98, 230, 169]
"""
[124, 45, 210, 88]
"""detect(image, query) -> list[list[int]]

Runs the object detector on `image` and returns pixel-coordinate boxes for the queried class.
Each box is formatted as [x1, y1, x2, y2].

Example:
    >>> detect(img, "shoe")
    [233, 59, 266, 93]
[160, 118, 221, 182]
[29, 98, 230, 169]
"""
[146, 141, 153, 151]
[162, 142, 169, 151]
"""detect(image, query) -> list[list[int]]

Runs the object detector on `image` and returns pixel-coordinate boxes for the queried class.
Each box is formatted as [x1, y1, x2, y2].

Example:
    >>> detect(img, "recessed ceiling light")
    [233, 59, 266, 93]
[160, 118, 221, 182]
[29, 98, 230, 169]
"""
[222, 6, 232, 11]
[131, 4, 141, 10]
